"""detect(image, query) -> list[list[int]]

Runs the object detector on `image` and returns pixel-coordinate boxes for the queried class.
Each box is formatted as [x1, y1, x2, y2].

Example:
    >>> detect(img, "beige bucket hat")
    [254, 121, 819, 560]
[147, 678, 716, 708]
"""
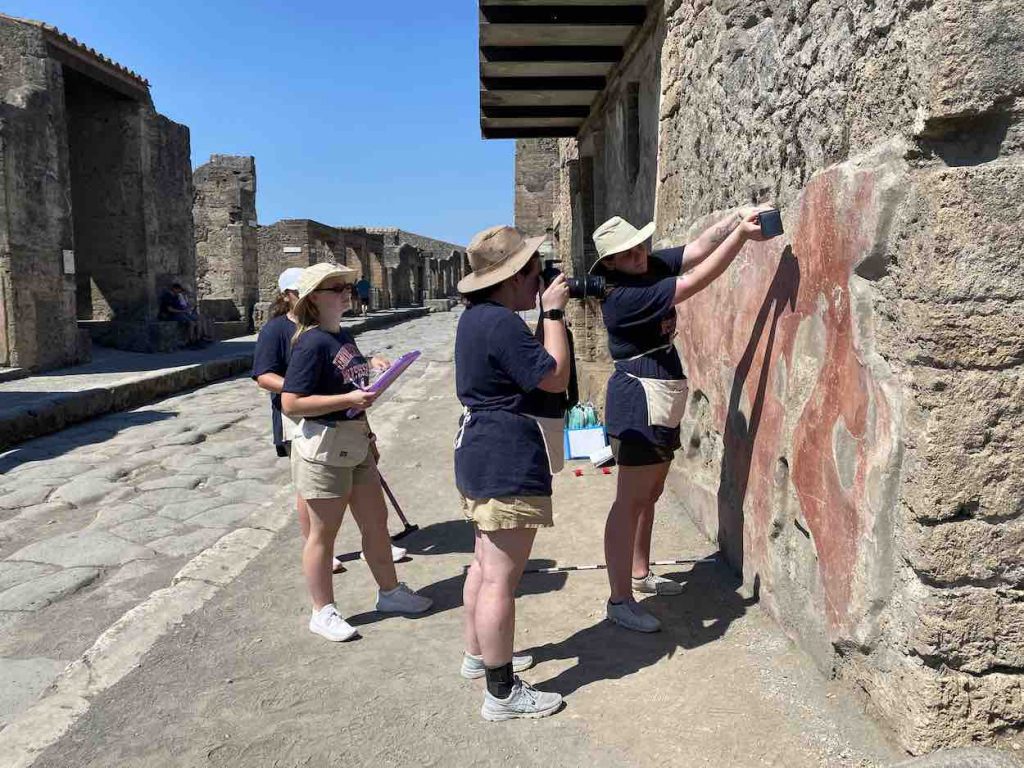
[294, 262, 357, 311]
[590, 216, 656, 273]
[457, 225, 546, 294]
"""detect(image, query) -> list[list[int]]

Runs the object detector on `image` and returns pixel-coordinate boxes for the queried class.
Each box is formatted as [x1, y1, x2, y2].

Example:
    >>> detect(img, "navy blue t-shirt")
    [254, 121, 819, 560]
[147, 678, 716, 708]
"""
[454, 302, 556, 499]
[252, 314, 297, 446]
[601, 247, 686, 446]
[282, 327, 371, 422]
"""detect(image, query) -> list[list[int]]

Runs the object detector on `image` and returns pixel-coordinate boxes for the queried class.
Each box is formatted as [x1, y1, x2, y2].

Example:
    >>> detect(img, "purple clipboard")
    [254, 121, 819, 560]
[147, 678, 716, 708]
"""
[345, 350, 421, 418]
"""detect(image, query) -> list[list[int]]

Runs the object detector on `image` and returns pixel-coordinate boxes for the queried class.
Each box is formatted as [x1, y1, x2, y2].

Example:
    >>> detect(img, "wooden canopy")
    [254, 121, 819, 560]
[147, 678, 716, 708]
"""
[478, 1, 648, 139]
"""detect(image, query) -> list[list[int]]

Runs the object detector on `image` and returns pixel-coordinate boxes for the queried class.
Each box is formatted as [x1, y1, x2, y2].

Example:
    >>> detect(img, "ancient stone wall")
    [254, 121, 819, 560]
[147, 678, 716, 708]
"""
[0, 14, 194, 366]
[533, 0, 1024, 752]
[193, 155, 257, 323]
[0, 19, 85, 370]
[514, 138, 560, 238]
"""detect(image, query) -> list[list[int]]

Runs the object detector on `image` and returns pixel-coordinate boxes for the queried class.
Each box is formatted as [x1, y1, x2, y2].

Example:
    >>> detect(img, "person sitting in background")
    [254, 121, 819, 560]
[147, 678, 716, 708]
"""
[159, 283, 213, 348]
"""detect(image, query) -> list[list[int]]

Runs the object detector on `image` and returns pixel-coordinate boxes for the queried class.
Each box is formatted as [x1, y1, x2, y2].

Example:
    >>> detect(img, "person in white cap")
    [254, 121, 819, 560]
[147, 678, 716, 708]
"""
[591, 207, 773, 633]
[253, 269, 405, 574]
[281, 263, 432, 642]
[454, 225, 570, 720]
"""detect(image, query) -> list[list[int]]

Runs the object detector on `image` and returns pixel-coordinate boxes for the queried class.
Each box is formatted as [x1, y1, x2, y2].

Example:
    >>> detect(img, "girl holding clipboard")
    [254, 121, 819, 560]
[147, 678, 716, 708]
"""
[282, 263, 433, 642]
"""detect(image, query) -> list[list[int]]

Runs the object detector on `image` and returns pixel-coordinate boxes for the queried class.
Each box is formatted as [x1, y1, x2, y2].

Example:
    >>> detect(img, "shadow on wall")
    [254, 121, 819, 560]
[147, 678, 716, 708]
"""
[717, 248, 801, 577]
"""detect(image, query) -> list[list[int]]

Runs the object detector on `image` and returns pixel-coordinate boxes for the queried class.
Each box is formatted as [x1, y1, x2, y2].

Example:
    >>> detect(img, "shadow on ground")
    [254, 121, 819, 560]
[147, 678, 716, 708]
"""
[527, 556, 755, 697]
[0, 410, 176, 474]
[344, 558, 569, 627]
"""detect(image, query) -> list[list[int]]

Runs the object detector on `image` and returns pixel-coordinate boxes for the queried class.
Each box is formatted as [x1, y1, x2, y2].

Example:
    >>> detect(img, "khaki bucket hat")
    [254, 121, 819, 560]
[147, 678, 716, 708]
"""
[590, 216, 656, 273]
[294, 262, 357, 311]
[457, 225, 546, 294]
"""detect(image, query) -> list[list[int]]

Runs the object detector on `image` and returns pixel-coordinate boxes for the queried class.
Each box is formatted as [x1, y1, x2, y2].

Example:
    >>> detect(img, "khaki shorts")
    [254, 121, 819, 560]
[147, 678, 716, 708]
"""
[291, 449, 378, 500]
[462, 496, 553, 532]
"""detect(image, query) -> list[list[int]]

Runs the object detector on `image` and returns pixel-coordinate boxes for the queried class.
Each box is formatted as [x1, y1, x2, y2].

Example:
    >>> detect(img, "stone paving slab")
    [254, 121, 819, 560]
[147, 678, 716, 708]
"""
[0, 658, 67, 727]
[0, 307, 428, 451]
[8, 531, 155, 568]
[0, 568, 100, 612]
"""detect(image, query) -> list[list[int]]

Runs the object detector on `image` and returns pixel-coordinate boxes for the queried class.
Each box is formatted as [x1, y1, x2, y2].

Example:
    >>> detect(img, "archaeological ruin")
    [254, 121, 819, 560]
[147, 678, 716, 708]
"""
[0, 14, 465, 373]
[484, 0, 1024, 753]
[0, 13, 195, 369]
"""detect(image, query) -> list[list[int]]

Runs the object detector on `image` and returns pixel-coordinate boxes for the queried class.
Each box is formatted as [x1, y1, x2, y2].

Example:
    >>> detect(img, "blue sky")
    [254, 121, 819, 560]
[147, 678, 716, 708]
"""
[6, 1, 514, 245]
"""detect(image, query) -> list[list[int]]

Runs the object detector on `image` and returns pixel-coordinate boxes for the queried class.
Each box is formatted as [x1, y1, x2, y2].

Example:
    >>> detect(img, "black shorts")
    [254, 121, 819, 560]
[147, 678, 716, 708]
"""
[609, 436, 677, 466]
[275, 441, 291, 458]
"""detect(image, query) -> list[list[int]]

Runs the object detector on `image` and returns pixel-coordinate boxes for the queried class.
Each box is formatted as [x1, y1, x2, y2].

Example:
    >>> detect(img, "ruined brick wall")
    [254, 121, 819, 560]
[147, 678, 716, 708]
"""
[193, 155, 257, 323]
[514, 139, 559, 237]
[0, 19, 86, 370]
[533, 0, 1024, 752]
[141, 112, 194, 315]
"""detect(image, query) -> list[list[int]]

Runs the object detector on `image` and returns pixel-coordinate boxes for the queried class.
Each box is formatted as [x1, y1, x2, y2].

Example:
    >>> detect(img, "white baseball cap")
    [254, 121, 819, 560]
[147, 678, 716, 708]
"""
[278, 267, 303, 293]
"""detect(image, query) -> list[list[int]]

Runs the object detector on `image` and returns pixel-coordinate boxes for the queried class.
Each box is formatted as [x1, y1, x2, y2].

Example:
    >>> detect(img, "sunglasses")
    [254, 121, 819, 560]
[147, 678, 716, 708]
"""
[313, 284, 353, 294]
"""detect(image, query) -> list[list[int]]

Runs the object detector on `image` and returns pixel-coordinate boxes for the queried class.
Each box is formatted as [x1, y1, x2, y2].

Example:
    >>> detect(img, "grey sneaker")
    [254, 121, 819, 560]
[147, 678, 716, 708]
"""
[632, 571, 683, 595]
[375, 582, 432, 614]
[607, 598, 661, 633]
[461, 652, 535, 680]
[481, 677, 562, 721]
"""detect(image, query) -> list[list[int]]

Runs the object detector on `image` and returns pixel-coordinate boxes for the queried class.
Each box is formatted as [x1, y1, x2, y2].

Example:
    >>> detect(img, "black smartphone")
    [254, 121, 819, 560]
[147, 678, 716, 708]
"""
[757, 209, 784, 238]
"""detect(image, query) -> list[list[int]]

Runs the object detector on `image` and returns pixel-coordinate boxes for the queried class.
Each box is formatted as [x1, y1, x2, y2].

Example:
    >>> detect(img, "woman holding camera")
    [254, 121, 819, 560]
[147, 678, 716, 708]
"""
[282, 262, 432, 642]
[593, 209, 771, 633]
[455, 225, 570, 720]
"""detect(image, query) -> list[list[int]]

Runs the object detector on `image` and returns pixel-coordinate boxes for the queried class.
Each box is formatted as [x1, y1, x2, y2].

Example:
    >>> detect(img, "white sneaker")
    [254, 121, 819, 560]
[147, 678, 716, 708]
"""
[359, 544, 407, 563]
[309, 604, 359, 642]
[607, 598, 661, 633]
[481, 677, 562, 721]
[376, 582, 432, 614]
[632, 571, 683, 595]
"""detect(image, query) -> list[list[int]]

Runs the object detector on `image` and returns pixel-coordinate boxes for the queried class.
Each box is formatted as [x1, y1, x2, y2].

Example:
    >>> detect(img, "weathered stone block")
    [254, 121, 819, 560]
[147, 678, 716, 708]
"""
[912, 587, 1024, 674]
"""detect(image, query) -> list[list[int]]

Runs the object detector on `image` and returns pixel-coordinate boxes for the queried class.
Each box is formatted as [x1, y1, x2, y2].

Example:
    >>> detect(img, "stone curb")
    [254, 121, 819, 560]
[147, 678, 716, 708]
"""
[0, 307, 430, 452]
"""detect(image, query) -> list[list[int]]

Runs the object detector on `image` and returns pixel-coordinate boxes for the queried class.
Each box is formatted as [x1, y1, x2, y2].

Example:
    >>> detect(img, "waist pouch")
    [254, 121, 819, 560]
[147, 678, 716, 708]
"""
[293, 417, 371, 467]
[625, 374, 689, 429]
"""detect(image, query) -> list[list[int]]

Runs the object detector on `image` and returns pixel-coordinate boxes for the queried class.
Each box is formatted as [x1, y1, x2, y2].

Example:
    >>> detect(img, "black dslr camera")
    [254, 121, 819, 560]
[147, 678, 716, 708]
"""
[542, 259, 606, 300]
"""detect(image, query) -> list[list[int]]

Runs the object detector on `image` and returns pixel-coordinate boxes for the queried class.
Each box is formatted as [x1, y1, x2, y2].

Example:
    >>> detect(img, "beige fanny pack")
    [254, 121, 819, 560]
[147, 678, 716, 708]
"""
[282, 412, 301, 443]
[293, 418, 371, 467]
[527, 415, 566, 475]
[626, 374, 689, 429]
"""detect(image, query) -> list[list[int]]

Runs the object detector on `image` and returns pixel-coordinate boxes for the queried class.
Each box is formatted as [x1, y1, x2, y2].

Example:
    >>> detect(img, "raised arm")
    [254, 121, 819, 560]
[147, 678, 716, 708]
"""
[673, 209, 769, 304]
[680, 204, 773, 272]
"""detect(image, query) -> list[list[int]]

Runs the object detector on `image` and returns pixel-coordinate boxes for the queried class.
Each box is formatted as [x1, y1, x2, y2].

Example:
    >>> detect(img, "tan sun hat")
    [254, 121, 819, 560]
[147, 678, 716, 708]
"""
[294, 262, 357, 310]
[590, 216, 657, 273]
[457, 225, 546, 294]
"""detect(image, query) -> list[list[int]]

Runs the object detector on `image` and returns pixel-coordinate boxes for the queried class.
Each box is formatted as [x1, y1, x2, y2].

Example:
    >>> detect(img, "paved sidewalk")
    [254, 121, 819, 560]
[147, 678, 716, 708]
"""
[0, 308, 428, 451]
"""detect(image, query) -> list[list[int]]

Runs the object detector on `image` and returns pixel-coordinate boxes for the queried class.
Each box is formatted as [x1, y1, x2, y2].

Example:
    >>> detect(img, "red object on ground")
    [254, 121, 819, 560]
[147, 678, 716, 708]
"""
[574, 468, 583, 477]
[602, 467, 612, 475]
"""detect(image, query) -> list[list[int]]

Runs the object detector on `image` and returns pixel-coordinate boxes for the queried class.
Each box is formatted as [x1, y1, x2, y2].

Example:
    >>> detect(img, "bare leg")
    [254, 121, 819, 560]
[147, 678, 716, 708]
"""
[463, 528, 485, 656]
[475, 528, 536, 666]
[304, 496, 348, 610]
[631, 463, 670, 578]
[604, 463, 670, 602]
[348, 474, 399, 592]
[297, 493, 310, 539]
